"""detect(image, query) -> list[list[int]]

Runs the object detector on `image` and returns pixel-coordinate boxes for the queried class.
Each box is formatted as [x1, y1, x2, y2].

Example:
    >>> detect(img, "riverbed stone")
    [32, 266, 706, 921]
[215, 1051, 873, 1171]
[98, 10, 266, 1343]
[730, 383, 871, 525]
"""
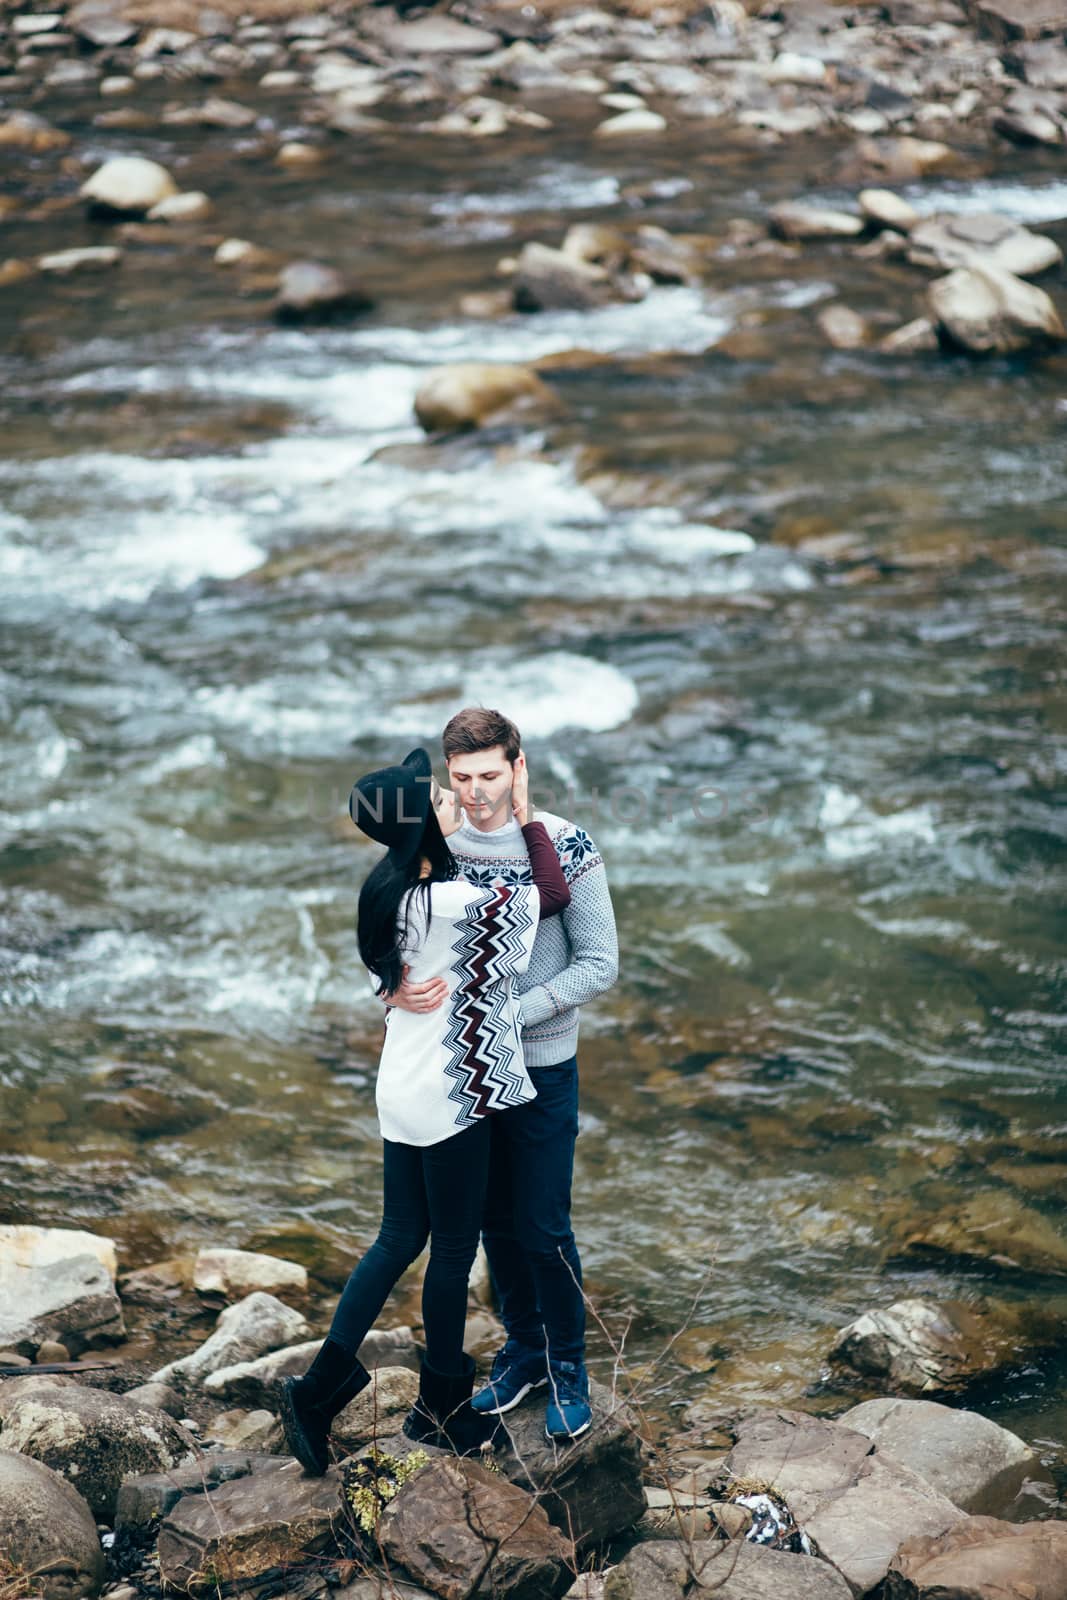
[907, 211, 1063, 277]
[0, 1448, 105, 1600]
[769, 202, 865, 240]
[80, 155, 178, 218]
[879, 316, 940, 354]
[193, 1246, 308, 1304]
[203, 1326, 418, 1405]
[146, 190, 214, 223]
[0, 1255, 124, 1357]
[963, 0, 1067, 42]
[368, 15, 501, 55]
[883, 1513, 1067, 1598]
[0, 110, 71, 150]
[414, 362, 558, 432]
[859, 188, 920, 231]
[0, 1376, 195, 1520]
[152, 1291, 311, 1386]
[715, 1408, 966, 1596]
[157, 1458, 344, 1592]
[114, 1448, 291, 1531]
[330, 1365, 417, 1452]
[38, 246, 123, 275]
[817, 303, 871, 349]
[69, 2, 138, 49]
[513, 241, 635, 311]
[839, 1396, 1050, 1517]
[495, 1377, 646, 1553]
[603, 1538, 854, 1600]
[928, 265, 1065, 353]
[378, 1453, 572, 1600]
[274, 261, 373, 325]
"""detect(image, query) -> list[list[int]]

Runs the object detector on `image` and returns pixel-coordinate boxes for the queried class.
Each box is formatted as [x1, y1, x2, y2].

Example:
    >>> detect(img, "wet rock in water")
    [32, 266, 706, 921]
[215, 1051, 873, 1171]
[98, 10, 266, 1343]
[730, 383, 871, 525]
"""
[152, 1291, 311, 1386]
[0, 1448, 105, 1600]
[907, 212, 1062, 277]
[193, 1247, 308, 1305]
[993, 101, 1063, 144]
[0, 258, 34, 288]
[115, 1448, 290, 1532]
[0, 1376, 195, 1520]
[883, 1513, 1067, 1598]
[414, 361, 558, 432]
[839, 1396, 1053, 1518]
[367, 14, 501, 55]
[330, 1365, 417, 1452]
[80, 155, 178, 218]
[817, 303, 871, 349]
[602, 1539, 853, 1600]
[146, 190, 214, 223]
[768, 203, 865, 241]
[276, 140, 327, 167]
[162, 94, 257, 128]
[378, 1453, 572, 1600]
[69, 1, 138, 49]
[844, 134, 956, 181]
[629, 225, 711, 284]
[930, 265, 1065, 352]
[829, 1295, 1066, 1395]
[514, 241, 644, 311]
[203, 1325, 418, 1405]
[713, 1408, 966, 1595]
[0, 109, 71, 150]
[895, 1189, 1067, 1271]
[157, 1457, 343, 1593]
[879, 316, 940, 353]
[594, 108, 668, 136]
[963, 0, 1067, 43]
[859, 188, 921, 232]
[495, 1377, 646, 1553]
[274, 261, 373, 325]
[38, 245, 123, 275]
[0, 1254, 124, 1357]
[560, 221, 631, 273]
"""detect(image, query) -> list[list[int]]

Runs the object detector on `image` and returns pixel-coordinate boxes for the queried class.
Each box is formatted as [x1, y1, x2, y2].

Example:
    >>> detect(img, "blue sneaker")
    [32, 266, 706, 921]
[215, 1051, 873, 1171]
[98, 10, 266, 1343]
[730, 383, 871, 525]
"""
[471, 1340, 548, 1416]
[544, 1359, 591, 1442]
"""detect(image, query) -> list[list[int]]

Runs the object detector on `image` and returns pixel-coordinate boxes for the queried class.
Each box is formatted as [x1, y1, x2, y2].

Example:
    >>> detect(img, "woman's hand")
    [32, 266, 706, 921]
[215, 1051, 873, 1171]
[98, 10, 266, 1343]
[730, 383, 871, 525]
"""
[511, 749, 531, 827]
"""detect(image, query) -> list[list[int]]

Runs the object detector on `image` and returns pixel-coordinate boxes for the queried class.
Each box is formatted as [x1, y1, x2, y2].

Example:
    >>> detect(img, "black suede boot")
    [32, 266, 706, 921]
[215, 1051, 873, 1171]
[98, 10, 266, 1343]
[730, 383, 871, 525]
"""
[280, 1336, 370, 1476]
[402, 1353, 501, 1457]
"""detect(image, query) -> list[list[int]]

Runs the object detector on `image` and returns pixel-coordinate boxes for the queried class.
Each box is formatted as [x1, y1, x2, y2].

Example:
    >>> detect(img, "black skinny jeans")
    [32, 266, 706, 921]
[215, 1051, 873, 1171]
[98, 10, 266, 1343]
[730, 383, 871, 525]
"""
[326, 1116, 491, 1375]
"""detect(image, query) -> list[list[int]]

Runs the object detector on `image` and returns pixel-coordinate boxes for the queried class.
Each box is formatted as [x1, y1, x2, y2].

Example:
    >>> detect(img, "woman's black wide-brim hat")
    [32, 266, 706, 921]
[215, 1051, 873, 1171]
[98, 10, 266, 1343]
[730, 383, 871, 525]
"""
[348, 746, 434, 866]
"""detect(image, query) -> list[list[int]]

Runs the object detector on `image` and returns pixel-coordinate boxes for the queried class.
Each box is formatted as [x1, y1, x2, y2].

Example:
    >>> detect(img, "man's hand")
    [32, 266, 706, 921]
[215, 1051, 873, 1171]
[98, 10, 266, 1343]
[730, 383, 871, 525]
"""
[383, 963, 447, 1013]
[511, 748, 531, 827]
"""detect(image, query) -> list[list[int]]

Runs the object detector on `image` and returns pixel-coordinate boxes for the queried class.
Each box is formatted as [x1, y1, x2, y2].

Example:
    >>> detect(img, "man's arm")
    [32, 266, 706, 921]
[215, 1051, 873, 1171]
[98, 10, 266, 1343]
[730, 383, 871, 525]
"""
[516, 827, 618, 1028]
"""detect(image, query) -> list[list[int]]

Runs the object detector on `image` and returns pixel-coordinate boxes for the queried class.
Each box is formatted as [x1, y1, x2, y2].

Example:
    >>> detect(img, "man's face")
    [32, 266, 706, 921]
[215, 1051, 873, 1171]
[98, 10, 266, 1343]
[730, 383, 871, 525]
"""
[445, 745, 514, 828]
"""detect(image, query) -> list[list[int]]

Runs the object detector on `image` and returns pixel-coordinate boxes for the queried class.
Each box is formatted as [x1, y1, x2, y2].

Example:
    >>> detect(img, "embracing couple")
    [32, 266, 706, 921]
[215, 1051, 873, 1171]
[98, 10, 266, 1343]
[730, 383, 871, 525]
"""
[281, 706, 619, 1474]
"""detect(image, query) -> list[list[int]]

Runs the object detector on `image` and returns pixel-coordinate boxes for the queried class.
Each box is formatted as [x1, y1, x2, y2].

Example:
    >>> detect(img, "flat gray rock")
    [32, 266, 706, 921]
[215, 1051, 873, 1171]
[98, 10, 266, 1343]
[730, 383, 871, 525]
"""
[152, 1291, 310, 1386]
[0, 1254, 124, 1357]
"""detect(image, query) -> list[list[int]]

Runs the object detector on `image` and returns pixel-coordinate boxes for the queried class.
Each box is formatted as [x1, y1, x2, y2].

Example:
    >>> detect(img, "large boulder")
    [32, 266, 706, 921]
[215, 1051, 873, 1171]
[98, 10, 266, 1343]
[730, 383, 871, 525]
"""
[927, 266, 1065, 354]
[157, 1457, 344, 1592]
[883, 1513, 1067, 1599]
[414, 363, 558, 433]
[0, 1254, 124, 1357]
[602, 1538, 854, 1600]
[80, 156, 178, 218]
[839, 1396, 1051, 1517]
[715, 1408, 965, 1595]
[0, 1377, 194, 1520]
[0, 1448, 105, 1600]
[0, 1226, 117, 1280]
[378, 1453, 572, 1600]
[152, 1291, 310, 1386]
[202, 1325, 418, 1405]
[907, 212, 1062, 278]
[192, 1247, 307, 1305]
[495, 1378, 646, 1555]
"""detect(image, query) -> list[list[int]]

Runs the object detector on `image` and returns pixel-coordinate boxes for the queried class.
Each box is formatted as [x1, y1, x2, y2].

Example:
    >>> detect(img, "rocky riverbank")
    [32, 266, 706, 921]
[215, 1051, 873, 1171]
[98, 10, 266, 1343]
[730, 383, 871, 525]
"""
[1, 1224, 1066, 1599]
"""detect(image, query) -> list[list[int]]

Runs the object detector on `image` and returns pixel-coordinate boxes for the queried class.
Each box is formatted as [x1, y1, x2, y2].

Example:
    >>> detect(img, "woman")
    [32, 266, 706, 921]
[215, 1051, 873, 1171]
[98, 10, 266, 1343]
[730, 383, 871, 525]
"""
[280, 745, 570, 1475]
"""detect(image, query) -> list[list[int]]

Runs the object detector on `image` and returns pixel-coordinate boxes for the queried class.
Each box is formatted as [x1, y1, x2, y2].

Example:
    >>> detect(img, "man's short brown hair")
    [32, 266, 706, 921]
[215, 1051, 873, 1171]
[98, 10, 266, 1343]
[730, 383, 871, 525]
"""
[442, 707, 521, 764]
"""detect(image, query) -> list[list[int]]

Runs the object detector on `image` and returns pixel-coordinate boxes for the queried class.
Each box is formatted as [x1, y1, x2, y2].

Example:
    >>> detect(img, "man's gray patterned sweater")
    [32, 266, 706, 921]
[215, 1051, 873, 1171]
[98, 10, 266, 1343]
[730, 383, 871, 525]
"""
[446, 809, 619, 1068]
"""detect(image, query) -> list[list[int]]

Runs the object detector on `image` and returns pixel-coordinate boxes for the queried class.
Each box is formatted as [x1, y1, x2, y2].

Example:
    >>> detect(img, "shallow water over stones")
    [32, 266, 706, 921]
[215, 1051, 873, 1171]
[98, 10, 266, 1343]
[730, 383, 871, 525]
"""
[1, 66, 1065, 1507]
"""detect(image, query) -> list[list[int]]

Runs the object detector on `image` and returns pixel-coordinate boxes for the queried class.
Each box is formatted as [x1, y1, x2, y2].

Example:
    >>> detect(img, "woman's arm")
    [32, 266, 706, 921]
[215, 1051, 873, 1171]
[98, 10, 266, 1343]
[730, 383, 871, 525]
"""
[520, 821, 571, 918]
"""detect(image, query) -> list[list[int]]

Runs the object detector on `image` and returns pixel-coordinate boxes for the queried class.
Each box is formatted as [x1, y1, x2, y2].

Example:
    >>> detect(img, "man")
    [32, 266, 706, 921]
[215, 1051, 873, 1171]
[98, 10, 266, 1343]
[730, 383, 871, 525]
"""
[383, 706, 619, 1441]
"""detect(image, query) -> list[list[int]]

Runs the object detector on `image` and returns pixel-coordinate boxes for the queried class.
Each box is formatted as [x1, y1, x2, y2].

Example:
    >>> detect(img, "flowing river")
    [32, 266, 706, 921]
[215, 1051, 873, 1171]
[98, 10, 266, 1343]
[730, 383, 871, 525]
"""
[1, 94, 1066, 1496]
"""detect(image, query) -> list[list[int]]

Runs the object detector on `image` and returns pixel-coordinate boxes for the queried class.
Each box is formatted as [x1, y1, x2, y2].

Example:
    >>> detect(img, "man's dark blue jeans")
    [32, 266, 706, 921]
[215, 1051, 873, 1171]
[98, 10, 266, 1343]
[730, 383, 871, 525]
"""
[481, 1055, 585, 1364]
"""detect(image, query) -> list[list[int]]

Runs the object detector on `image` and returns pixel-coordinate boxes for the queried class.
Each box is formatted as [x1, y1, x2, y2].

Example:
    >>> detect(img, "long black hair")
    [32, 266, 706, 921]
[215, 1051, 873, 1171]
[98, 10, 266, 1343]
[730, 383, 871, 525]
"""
[357, 804, 458, 998]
